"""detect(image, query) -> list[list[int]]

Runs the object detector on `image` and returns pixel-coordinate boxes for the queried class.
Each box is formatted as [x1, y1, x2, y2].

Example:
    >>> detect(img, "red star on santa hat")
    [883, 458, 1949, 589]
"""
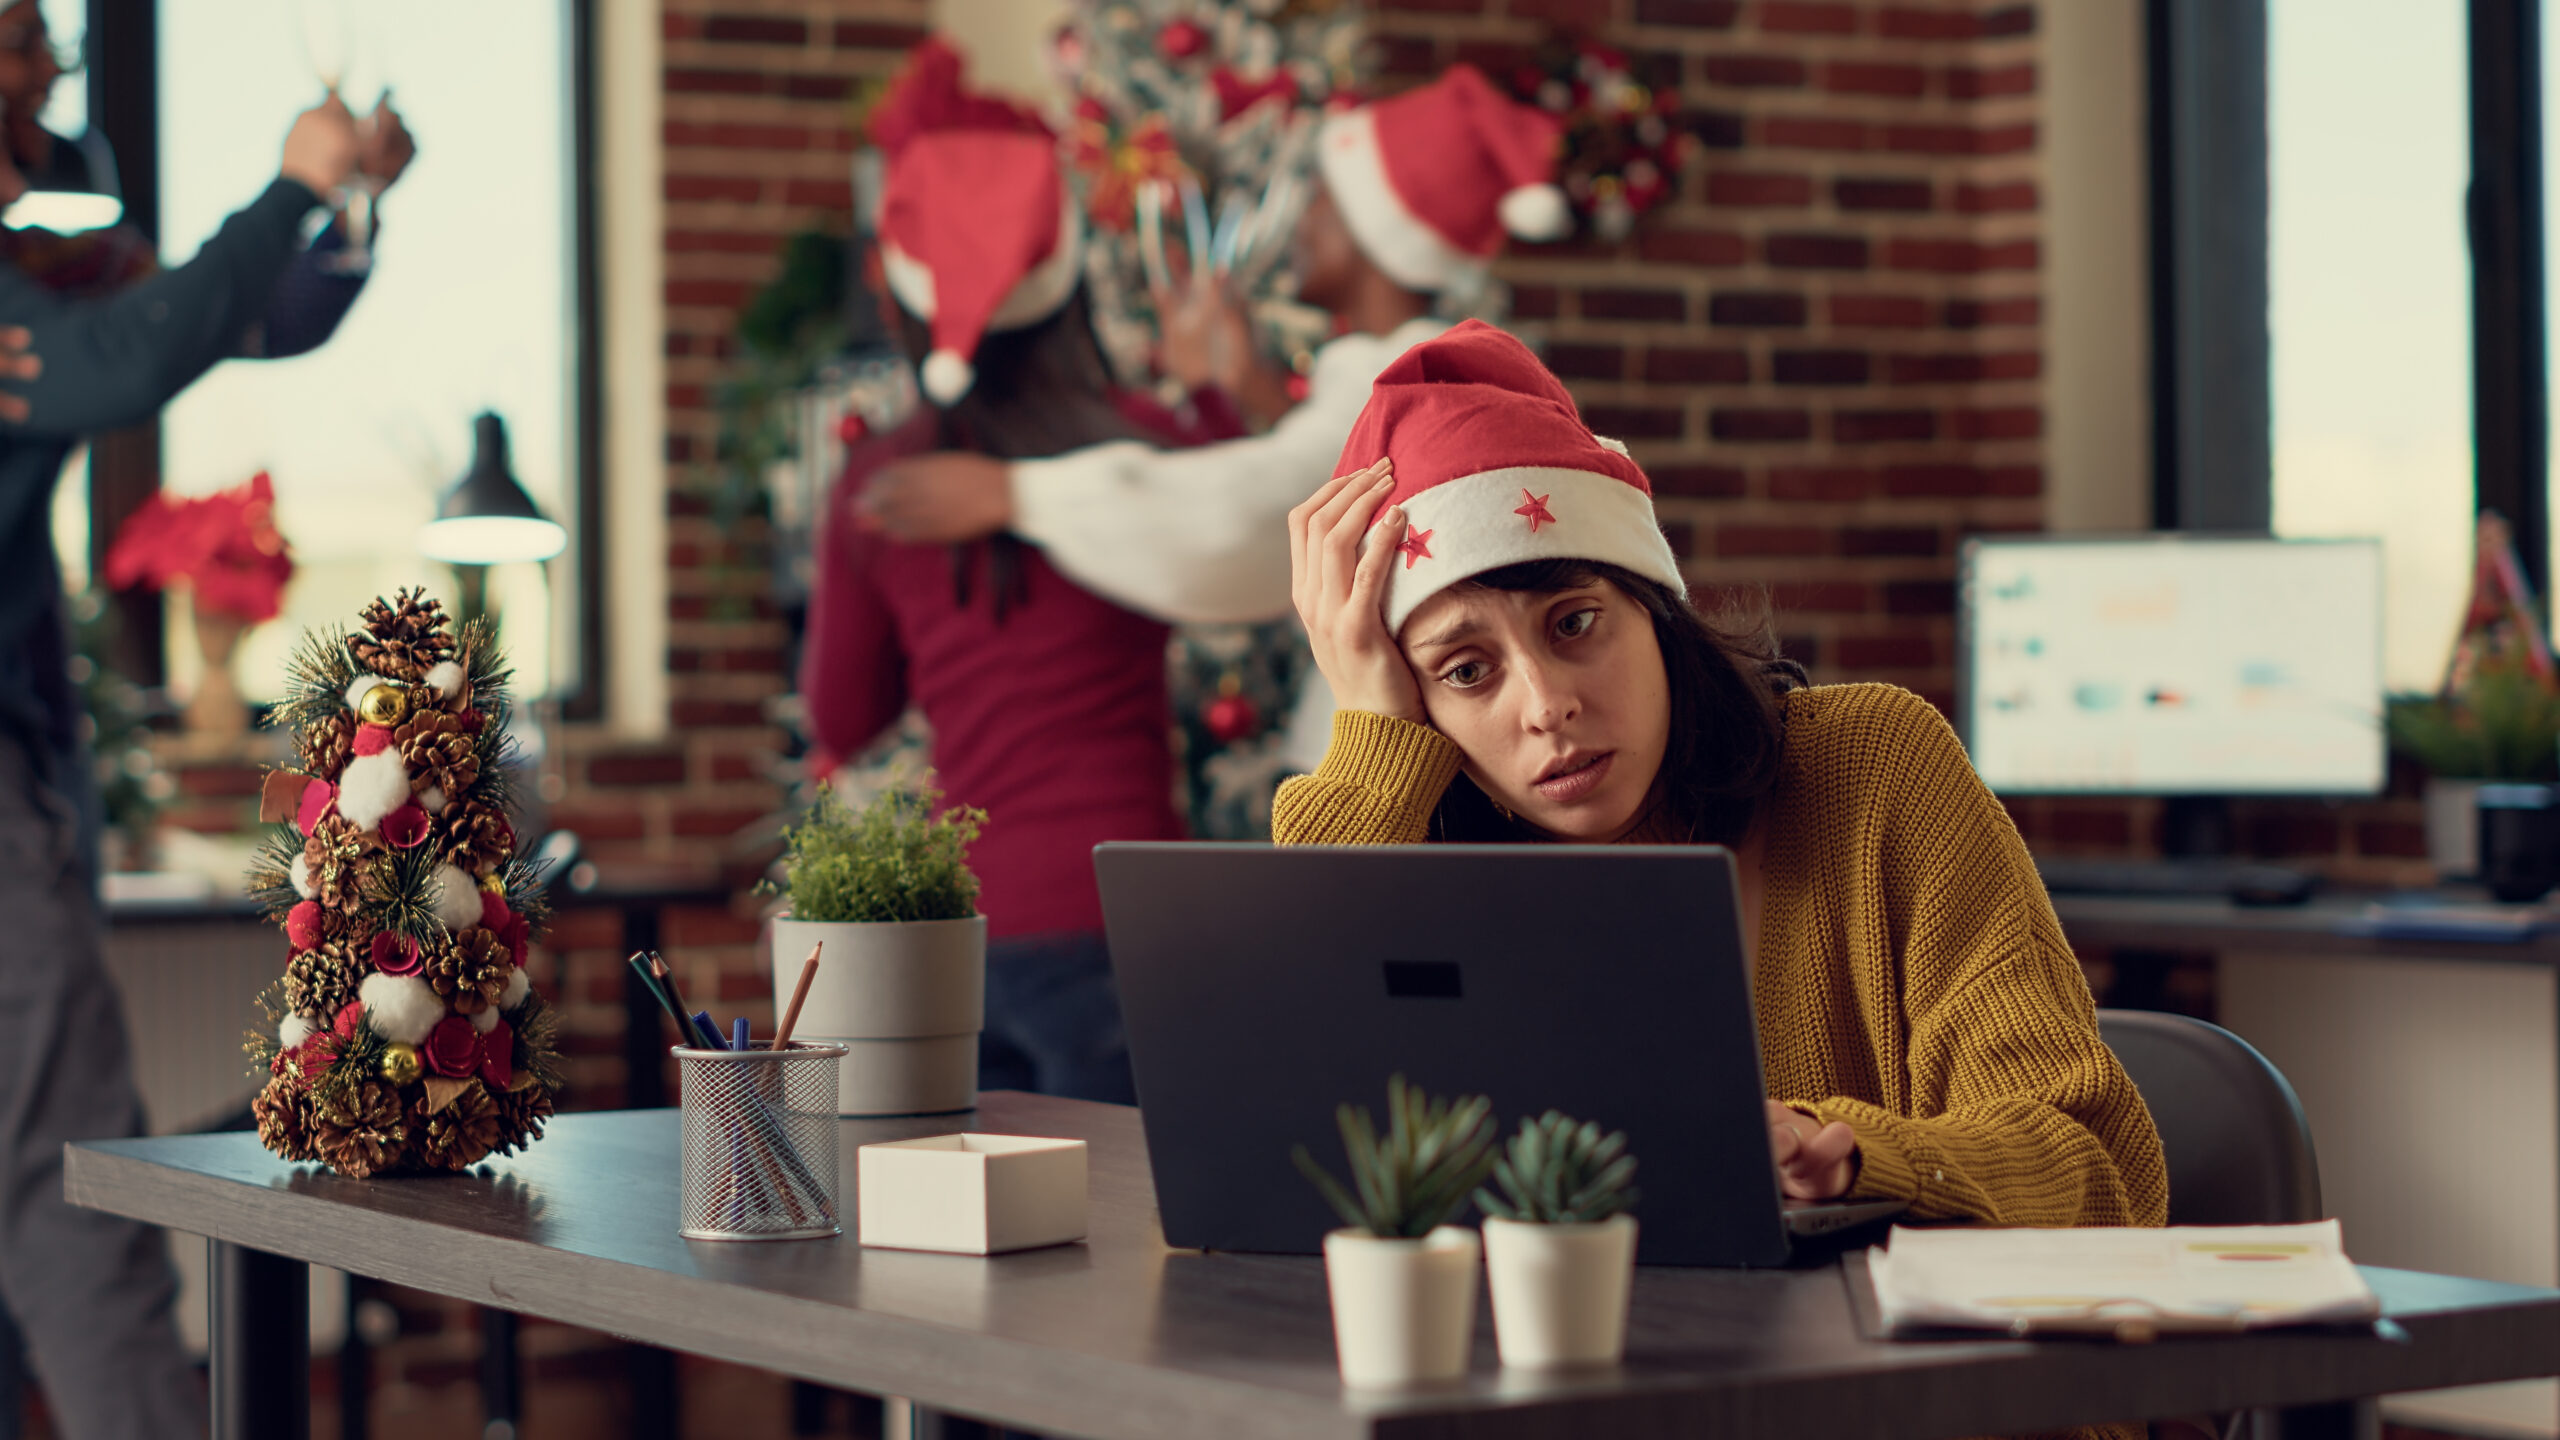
[1399, 525, 1435, 569]
[1515, 489, 1556, 533]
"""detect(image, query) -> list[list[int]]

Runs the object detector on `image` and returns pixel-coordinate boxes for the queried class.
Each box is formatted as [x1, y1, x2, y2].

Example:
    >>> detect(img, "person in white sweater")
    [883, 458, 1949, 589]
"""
[854, 65, 1573, 629]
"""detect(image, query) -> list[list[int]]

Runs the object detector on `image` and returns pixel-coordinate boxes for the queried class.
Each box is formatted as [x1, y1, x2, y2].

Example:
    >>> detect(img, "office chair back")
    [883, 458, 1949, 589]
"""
[2097, 1009, 2323, 1226]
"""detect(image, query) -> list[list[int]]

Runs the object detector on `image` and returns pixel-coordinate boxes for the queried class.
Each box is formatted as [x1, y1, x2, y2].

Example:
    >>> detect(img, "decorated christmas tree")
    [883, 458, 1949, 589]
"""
[244, 590, 564, 1177]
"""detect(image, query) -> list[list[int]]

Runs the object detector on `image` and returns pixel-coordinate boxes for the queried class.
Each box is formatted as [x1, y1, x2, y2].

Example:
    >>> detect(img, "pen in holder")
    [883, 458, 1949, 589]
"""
[675, 1043, 845, 1241]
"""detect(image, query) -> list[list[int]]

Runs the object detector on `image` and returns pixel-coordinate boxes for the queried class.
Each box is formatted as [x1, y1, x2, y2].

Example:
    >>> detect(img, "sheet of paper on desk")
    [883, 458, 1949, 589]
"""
[2342, 896, 2559, 942]
[1867, 1220, 2380, 1338]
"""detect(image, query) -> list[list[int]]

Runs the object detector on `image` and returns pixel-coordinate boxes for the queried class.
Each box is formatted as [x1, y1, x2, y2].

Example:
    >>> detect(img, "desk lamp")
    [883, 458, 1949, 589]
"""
[418, 412, 565, 565]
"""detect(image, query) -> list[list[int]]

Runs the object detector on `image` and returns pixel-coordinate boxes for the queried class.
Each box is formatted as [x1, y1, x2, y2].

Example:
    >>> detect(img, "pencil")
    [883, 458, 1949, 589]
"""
[771, 944, 822, 1051]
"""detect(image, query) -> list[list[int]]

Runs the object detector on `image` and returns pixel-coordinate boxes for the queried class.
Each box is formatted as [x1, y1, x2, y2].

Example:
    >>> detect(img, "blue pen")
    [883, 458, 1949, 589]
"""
[732, 1017, 750, 1052]
[692, 1010, 724, 1048]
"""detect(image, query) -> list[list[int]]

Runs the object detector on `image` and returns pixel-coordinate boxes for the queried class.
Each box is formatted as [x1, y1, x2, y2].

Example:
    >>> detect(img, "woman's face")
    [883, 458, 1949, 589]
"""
[1398, 576, 1671, 842]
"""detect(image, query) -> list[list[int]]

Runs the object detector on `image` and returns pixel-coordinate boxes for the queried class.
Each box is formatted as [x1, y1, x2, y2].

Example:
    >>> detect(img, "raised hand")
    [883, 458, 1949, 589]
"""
[1289, 457, 1425, 725]
[280, 93, 360, 196]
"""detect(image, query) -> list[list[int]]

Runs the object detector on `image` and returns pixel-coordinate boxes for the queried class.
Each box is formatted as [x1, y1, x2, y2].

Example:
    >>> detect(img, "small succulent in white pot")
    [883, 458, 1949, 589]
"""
[764, 781, 988, 1116]
[1292, 1075, 1497, 1388]
[1476, 1110, 1640, 1369]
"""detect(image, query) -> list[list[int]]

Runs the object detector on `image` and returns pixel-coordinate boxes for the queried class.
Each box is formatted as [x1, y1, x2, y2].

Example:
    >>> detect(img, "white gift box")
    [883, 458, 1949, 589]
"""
[856, 1134, 1089, 1255]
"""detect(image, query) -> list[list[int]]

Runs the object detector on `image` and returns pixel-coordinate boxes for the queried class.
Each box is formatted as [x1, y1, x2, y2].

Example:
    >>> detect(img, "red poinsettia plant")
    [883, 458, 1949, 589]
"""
[103, 471, 295, 623]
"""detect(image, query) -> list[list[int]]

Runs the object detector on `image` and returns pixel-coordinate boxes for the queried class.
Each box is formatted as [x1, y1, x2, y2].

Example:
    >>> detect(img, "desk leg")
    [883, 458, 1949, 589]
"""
[210, 1240, 308, 1440]
[480, 1307, 520, 1438]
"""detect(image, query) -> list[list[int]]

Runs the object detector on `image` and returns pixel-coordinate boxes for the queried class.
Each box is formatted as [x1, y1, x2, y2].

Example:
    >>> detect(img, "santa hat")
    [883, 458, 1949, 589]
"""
[1316, 66, 1570, 294]
[1340, 320, 1685, 634]
[870, 40, 1078, 405]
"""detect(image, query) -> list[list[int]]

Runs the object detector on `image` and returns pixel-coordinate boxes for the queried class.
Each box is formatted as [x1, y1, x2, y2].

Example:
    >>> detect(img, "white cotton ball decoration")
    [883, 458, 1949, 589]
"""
[1498, 183, 1573, 243]
[358, 973, 443, 1046]
[469, 1006, 501, 1035]
[421, 786, 448, 816]
[344, 673, 386, 713]
[425, 661, 464, 699]
[335, 750, 411, 833]
[279, 1014, 316, 1050]
[499, 967, 530, 1010]
[920, 348, 976, 405]
[430, 863, 484, 931]
[289, 854, 315, 900]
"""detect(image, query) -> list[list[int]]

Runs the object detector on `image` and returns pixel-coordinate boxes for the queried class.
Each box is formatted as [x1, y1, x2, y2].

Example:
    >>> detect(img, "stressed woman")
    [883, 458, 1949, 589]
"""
[1275, 321, 2167, 1236]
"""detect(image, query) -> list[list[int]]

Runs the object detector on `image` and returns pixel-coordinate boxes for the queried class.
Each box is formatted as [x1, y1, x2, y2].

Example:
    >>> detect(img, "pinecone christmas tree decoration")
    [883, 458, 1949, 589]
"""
[350, 589, 457, 682]
[285, 942, 363, 1023]
[312, 1079, 407, 1179]
[245, 593, 565, 1175]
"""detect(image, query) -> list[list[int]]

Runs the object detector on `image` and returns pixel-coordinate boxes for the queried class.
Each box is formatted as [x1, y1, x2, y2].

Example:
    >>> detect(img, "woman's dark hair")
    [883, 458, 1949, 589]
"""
[1426, 559, 1806, 846]
[891, 285, 1140, 619]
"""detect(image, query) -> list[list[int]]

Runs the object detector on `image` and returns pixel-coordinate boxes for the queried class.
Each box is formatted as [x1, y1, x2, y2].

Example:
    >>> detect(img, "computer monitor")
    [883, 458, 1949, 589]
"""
[1957, 535, 2386, 797]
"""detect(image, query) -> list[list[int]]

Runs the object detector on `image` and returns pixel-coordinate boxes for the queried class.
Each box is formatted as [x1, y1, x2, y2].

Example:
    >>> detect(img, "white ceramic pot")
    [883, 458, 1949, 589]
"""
[1321, 1226, 1480, 1388]
[2424, 778, 2482, 880]
[770, 914, 985, 1116]
[1481, 1214, 1637, 1369]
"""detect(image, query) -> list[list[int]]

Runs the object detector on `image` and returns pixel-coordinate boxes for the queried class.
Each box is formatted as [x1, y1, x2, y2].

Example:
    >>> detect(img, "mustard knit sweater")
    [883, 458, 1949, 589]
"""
[1272, 683, 2169, 1231]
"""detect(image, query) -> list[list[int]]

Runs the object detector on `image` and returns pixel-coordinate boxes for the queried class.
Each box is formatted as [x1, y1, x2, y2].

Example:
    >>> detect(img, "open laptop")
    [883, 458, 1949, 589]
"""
[1094, 843, 1906, 1267]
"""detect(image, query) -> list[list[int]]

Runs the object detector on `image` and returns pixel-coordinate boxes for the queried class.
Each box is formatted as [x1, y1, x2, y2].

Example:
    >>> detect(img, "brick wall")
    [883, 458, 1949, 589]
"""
[1374, 0, 2045, 711]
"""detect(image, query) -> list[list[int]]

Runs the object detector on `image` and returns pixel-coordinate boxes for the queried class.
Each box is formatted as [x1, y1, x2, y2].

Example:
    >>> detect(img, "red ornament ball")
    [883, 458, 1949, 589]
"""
[1156, 17, 1208, 60]
[1204, 691, 1260, 743]
[834, 411, 869, 446]
[286, 901, 326, 952]
[423, 1015, 482, 1079]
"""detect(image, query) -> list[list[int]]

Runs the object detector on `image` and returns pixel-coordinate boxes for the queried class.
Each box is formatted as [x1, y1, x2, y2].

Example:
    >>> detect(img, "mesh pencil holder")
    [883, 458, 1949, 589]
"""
[675, 1043, 845, 1241]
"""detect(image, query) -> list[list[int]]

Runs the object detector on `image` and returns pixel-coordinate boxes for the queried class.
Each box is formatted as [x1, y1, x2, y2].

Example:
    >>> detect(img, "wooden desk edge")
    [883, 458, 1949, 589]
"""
[63, 1141, 1364, 1440]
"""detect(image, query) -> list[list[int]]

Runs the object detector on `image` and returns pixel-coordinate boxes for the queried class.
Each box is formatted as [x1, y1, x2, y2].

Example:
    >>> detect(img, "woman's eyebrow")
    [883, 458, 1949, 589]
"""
[1408, 618, 1480, 651]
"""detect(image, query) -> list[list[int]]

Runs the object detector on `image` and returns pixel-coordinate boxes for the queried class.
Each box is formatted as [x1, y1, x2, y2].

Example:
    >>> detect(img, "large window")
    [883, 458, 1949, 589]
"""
[153, 0, 581, 701]
[2266, 0, 2473, 694]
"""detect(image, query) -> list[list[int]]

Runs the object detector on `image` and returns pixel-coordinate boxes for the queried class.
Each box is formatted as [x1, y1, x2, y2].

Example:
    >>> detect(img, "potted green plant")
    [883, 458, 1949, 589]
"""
[1293, 1076, 1497, 1388]
[1476, 1111, 1640, 1369]
[766, 780, 988, 1115]
[2388, 661, 2560, 888]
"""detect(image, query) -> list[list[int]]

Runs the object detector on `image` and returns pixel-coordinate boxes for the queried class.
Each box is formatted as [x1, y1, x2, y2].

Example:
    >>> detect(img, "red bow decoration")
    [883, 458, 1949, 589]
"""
[1069, 101, 1187, 232]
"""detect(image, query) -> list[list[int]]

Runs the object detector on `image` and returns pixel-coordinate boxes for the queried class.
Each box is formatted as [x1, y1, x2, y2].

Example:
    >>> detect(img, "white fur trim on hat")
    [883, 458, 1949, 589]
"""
[430, 863, 484, 932]
[425, 661, 465, 698]
[359, 972, 444, 1047]
[289, 854, 315, 900]
[499, 967, 531, 1010]
[335, 750, 411, 833]
[279, 1013, 316, 1050]
[1381, 466, 1686, 636]
[920, 349, 977, 405]
[344, 673, 386, 713]
[879, 191, 1085, 334]
[1317, 107, 1486, 295]
[1499, 184, 1572, 242]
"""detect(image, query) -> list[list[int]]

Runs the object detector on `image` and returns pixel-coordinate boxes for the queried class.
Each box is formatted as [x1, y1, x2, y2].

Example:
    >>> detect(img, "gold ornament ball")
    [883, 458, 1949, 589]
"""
[479, 872, 507, 895]
[380, 1043, 422, 1086]
[357, 683, 411, 727]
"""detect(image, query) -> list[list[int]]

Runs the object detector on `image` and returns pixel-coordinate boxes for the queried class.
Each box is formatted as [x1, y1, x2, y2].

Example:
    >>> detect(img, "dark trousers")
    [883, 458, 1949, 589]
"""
[976, 930, 1136, 1106]
[0, 733, 201, 1438]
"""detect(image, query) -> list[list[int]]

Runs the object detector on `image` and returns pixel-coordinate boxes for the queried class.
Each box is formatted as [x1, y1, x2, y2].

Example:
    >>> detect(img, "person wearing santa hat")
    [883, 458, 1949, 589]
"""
[853, 64, 1569, 646]
[803, 41, 1230, 1104]
[1277, 323, 2167, 1271]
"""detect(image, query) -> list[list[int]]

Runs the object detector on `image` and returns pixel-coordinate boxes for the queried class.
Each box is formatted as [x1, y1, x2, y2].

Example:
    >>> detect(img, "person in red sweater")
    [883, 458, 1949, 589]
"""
[802, 48, 1220, 1103]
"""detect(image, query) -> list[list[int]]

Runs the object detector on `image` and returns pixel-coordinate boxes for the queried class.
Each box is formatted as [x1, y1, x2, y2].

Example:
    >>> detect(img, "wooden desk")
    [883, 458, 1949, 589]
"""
[65, 1094, 2560, 1440]
[2053, 890, 2560, 1437]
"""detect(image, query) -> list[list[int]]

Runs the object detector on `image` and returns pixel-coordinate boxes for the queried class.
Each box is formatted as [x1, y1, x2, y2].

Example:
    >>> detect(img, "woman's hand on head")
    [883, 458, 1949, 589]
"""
[1766, 1100, 1858, 1201]
[1289, 458, 1425, 725]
